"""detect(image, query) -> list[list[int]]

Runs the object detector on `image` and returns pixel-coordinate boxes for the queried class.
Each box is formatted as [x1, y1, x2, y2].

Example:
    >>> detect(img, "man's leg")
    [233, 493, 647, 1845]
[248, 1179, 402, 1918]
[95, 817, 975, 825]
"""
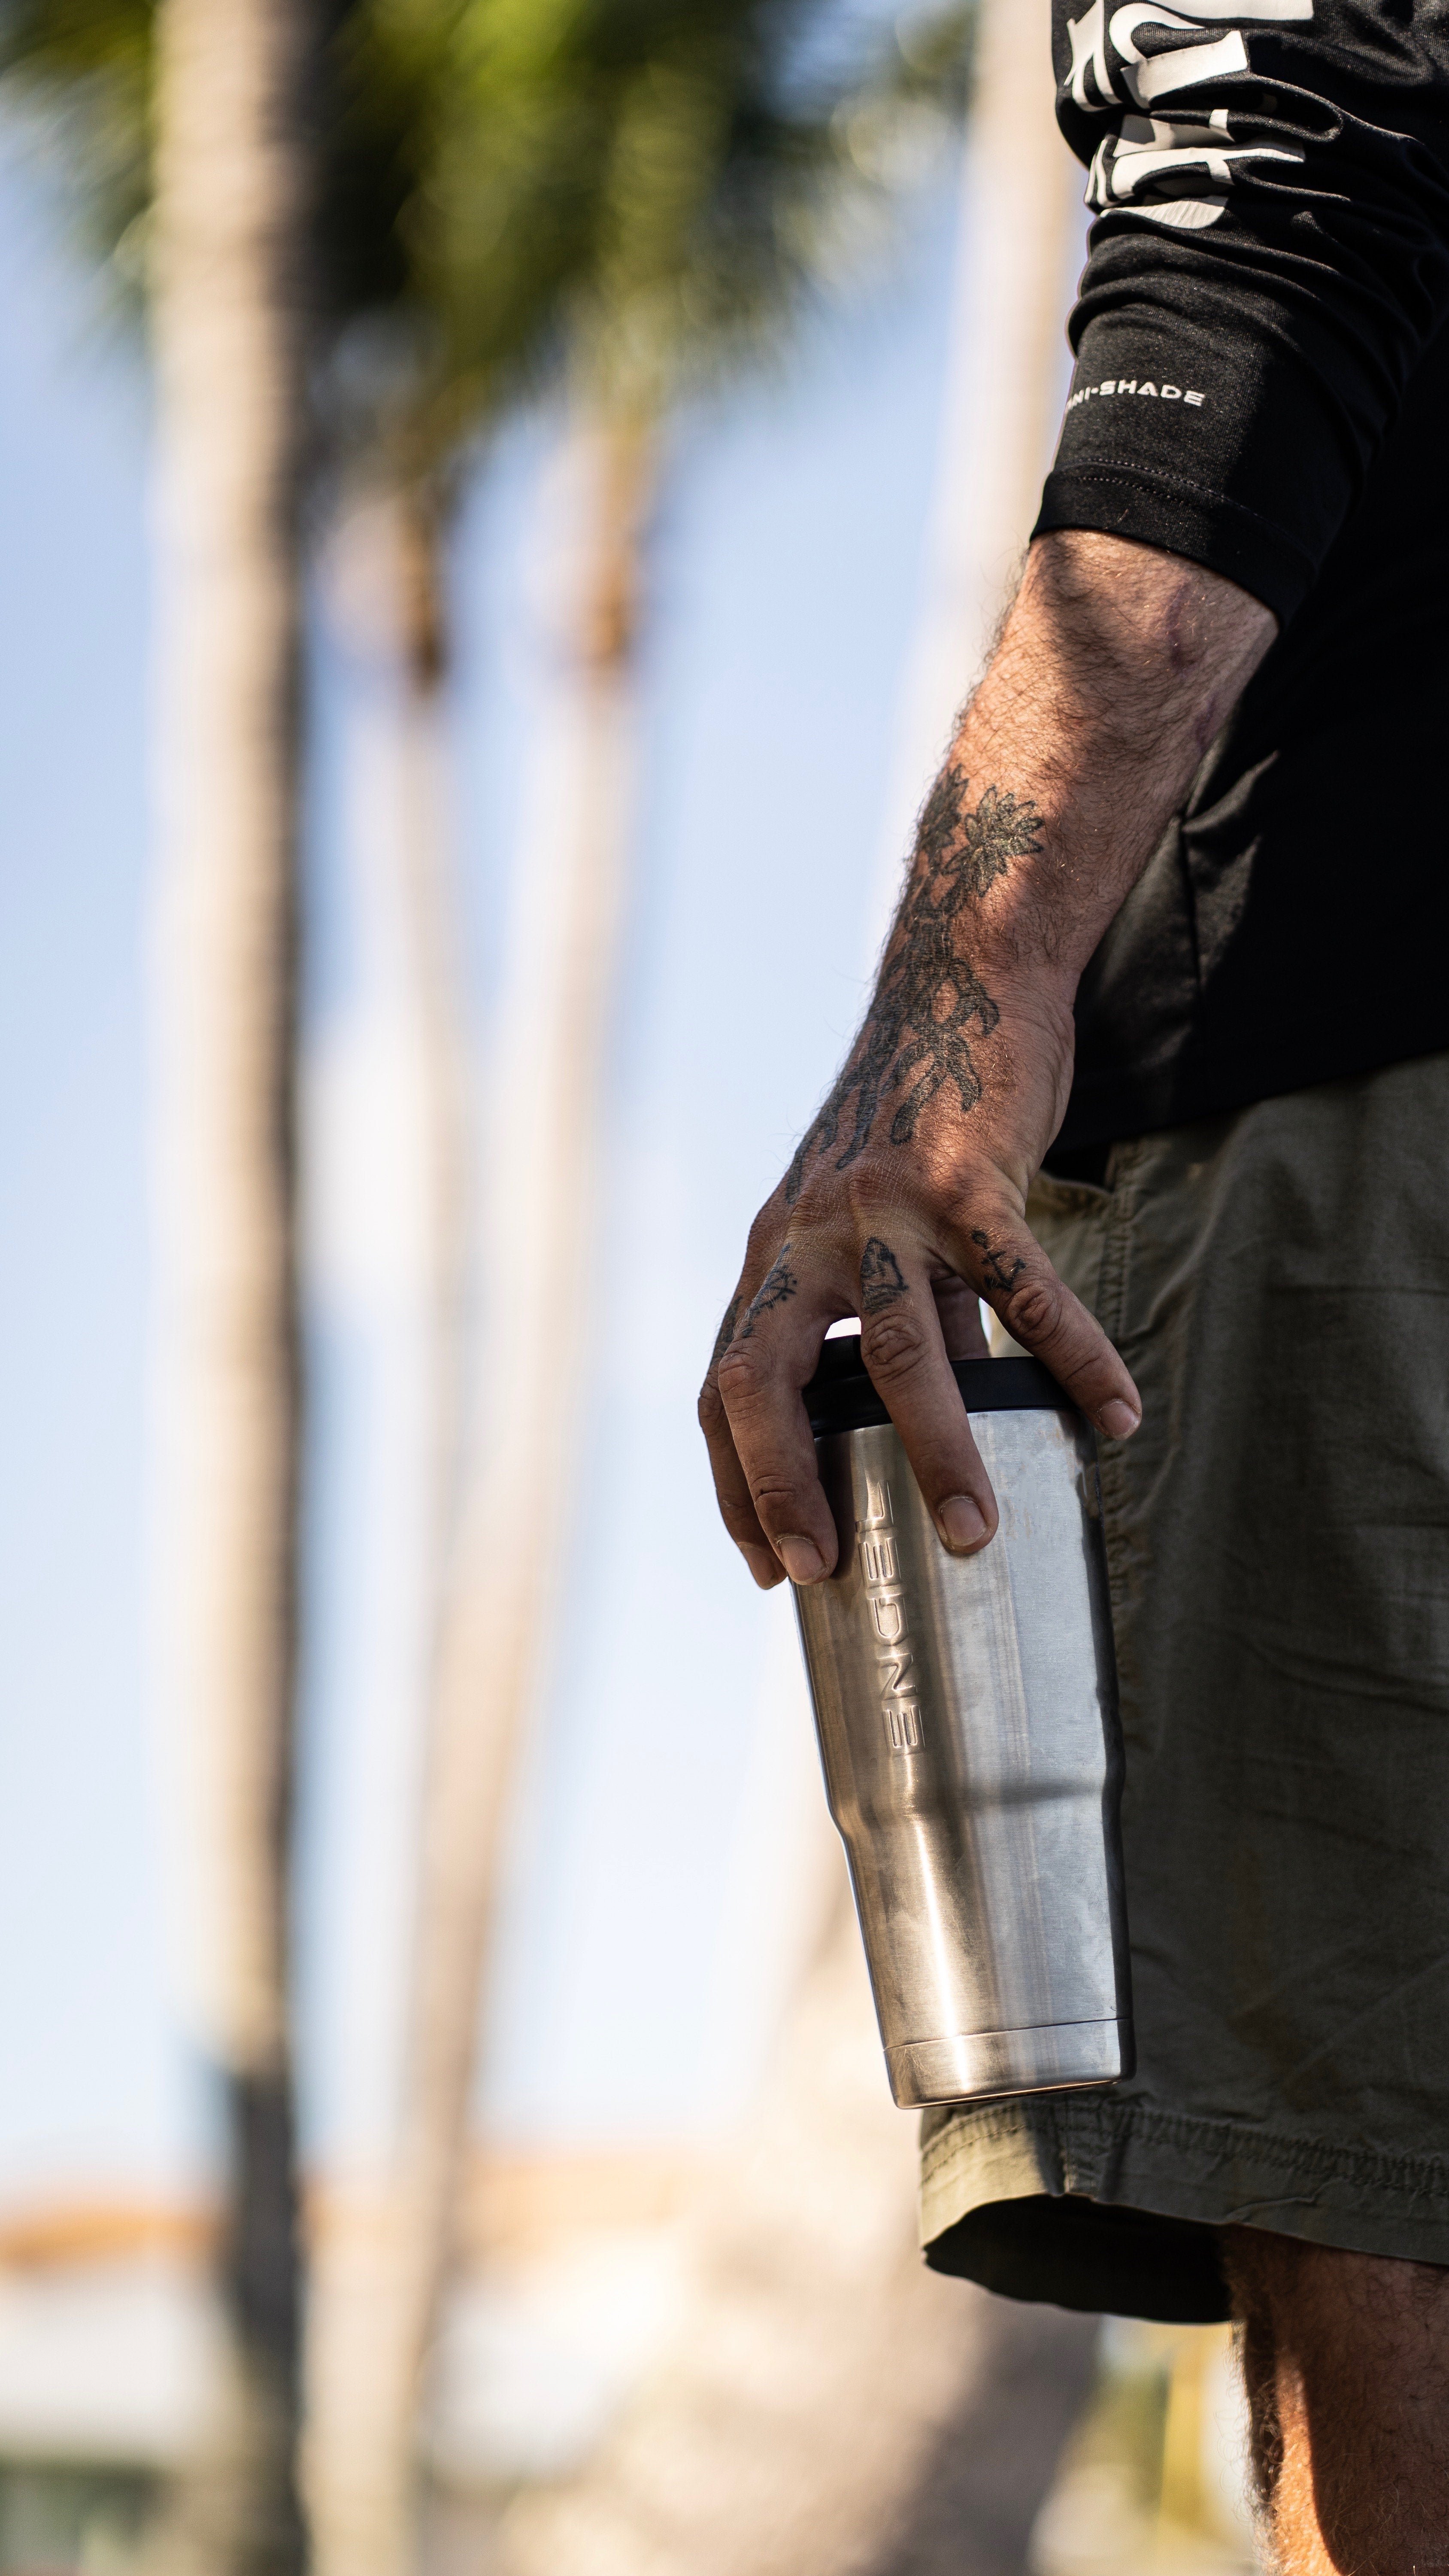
[1222, 2227, 1449, 2571]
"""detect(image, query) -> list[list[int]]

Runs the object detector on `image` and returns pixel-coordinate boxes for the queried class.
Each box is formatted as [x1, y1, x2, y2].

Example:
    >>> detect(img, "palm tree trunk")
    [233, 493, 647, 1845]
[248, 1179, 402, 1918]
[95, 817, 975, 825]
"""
[405, 426, 653, 2303]
[303, 479, 474, 2576]
[407, 436, 653, 2375]
[393, 485, 473, 1581]
[304, 416, 654, 2576]
[148, 3, 317, 2564]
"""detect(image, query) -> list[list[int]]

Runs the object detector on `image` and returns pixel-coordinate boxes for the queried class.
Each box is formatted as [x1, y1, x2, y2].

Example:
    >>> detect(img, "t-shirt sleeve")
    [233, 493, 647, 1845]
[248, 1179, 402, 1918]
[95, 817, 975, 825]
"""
[1034, 3, 1449, 621]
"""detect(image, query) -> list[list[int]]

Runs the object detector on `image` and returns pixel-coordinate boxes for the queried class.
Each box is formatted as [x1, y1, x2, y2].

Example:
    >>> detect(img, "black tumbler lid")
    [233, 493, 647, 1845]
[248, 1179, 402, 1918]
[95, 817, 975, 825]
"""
[803, 1331, 1075, 1437]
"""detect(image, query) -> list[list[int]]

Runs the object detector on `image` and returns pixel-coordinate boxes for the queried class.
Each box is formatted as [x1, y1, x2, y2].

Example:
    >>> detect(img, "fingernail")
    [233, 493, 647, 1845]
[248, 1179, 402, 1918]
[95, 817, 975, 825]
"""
[777, 1535, 826, 1583]
[937, 1494, 988, 1551]
[742, 1543, 785, 1590]
[1100, 1400, 1140, 1440]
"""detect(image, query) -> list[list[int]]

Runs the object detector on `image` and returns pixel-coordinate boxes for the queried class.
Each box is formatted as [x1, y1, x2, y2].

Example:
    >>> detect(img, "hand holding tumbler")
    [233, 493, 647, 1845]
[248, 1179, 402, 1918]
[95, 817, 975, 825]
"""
[792, 1335, 1134, 2109]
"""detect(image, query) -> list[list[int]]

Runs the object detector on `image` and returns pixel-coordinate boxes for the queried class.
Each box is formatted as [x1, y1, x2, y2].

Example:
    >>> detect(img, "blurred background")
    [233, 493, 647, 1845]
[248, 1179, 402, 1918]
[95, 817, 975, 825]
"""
[0, 0, 1261, 2568]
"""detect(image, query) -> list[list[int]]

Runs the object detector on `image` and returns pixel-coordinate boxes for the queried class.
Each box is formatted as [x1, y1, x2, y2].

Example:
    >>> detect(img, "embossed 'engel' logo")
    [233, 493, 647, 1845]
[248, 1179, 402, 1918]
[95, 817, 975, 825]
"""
[858, 1476, 921, 1754]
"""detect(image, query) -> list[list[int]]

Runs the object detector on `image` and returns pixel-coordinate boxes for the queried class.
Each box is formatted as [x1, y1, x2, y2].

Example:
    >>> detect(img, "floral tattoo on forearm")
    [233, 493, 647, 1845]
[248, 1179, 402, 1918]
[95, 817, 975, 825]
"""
[785, 775, 1041, 1202]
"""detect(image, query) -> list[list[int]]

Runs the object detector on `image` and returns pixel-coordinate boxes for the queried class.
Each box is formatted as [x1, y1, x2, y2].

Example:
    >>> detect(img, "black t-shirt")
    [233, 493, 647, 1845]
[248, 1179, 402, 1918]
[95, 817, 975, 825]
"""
[1036, 2, 1449, 1153]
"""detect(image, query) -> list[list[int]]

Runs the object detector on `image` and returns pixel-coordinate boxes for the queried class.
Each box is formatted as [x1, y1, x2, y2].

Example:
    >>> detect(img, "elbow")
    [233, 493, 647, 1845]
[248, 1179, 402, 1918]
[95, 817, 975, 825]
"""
[1024, 528, 1278, 735]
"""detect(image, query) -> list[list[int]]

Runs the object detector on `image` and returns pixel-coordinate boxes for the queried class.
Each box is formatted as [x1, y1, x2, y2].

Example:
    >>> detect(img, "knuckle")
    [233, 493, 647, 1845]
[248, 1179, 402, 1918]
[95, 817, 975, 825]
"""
[697, 1378, 728, 1439]
[715, 1343, 769, 1409]
[858, 1308, 931, 1384]
[748, 1473, 808, 1520]
[1000, 1275, 1062, 1344]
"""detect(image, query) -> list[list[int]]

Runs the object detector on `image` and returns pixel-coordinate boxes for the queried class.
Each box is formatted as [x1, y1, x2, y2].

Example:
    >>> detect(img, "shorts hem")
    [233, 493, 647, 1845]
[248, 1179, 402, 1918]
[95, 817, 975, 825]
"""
[920, 2094, 1449, 2271]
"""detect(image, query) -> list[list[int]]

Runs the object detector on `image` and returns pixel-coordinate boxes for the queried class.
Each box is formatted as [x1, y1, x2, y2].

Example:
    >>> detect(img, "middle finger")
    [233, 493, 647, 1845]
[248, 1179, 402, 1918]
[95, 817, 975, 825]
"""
[855, 1231, 999, 1554]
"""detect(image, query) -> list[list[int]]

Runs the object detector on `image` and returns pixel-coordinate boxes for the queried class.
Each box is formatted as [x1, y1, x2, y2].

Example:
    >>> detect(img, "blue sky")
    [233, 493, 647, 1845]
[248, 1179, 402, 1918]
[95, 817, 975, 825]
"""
[0, 146, 173, 2191]
[0, 107, 991, 2195]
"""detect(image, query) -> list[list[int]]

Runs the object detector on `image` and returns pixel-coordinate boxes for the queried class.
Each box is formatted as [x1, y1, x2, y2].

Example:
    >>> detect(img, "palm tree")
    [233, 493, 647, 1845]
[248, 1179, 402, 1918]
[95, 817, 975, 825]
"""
[146, 10, 319, 2558]
[0, 19, 758, 2564]
[0, 10, 973, 2564]
[298, 16, 976, 2570]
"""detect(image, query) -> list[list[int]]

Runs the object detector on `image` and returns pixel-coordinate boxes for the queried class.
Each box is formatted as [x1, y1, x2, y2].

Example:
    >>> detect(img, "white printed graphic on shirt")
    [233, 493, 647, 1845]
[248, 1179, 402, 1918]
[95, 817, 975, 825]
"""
[1067, 2, 1311, 228]
[1064, 378, 1207, 408]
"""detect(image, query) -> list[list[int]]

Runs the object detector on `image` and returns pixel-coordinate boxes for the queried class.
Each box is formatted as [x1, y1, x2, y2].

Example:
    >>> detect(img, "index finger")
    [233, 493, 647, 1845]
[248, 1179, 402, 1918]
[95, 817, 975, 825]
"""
[698, 1291, 787, 1590]
[714, 1244, 846, 1584]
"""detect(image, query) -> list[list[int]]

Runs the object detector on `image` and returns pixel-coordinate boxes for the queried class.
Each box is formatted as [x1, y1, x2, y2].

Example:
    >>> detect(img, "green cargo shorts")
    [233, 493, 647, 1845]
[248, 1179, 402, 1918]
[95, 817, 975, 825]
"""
[920, 1054, 1449, 2321]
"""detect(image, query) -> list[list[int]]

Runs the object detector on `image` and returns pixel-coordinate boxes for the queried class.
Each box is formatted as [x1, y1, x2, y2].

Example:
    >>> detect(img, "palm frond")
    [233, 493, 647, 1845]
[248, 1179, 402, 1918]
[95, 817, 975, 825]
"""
[324, 0, 976, 475]
[0, 0, 978, 479]
[0, 0, 155, 268]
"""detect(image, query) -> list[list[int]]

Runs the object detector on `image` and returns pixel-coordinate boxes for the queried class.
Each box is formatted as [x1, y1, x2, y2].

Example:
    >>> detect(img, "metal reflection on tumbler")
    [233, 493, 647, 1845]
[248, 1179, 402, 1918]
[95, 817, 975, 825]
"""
[792, 1343, 1134, 2109]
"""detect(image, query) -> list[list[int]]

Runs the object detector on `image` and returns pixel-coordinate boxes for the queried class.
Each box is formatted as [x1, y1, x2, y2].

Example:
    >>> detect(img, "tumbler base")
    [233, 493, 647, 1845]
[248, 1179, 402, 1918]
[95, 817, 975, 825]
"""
[886, 2016, 1131, 2108]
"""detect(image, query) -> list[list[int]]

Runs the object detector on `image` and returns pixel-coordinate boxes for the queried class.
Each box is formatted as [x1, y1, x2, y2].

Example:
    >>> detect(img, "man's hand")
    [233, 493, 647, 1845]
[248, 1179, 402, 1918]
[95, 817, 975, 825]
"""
[700, 529, 1275, 1589]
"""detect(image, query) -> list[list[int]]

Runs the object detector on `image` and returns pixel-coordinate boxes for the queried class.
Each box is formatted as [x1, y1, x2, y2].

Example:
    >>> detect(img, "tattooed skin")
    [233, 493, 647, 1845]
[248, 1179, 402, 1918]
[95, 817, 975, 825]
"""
[708, 1296, 743, 1372]
[739, 1246, 798, 1339]
[971, 1228, 1025, 1294]
[786, 777, 1042, 1203]
[859, 1237, 909, 1314]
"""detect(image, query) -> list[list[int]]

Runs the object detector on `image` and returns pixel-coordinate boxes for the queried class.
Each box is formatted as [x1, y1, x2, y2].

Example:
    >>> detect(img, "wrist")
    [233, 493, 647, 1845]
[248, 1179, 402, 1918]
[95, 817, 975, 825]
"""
[967, 922, 1083, 1025]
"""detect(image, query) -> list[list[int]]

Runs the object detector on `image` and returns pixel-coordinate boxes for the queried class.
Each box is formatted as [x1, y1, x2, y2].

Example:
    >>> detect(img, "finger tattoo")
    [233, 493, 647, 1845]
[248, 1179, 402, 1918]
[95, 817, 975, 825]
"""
[708, 1295, 743, 1373]
[740, 1245, 798, 1339]
[859, 1236, 909, 1315]
[971, 1227, 1025, 1294]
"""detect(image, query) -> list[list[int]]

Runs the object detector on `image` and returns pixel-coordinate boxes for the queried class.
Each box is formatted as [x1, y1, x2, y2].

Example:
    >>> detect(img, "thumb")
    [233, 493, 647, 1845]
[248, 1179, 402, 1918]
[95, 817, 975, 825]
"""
[957, 1212, 1141, 1440]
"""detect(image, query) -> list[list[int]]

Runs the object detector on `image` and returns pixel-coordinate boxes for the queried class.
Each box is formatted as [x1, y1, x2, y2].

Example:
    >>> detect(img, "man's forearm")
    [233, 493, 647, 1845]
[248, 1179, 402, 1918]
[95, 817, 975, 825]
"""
[933, 529, 1275, 989]
[786, 531, 1275, 1213]
[704, 530, 1276, 1591]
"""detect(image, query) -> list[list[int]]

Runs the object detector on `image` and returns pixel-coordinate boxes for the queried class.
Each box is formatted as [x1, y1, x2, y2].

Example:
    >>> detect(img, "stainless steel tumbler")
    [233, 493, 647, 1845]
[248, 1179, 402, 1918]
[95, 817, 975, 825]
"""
[793, 1336, 1133, 2109]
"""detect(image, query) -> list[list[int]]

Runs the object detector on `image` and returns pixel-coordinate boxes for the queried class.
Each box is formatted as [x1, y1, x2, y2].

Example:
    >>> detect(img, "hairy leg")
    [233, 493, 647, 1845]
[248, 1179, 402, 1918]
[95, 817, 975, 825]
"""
[1222, 2226, 1449, 2573]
